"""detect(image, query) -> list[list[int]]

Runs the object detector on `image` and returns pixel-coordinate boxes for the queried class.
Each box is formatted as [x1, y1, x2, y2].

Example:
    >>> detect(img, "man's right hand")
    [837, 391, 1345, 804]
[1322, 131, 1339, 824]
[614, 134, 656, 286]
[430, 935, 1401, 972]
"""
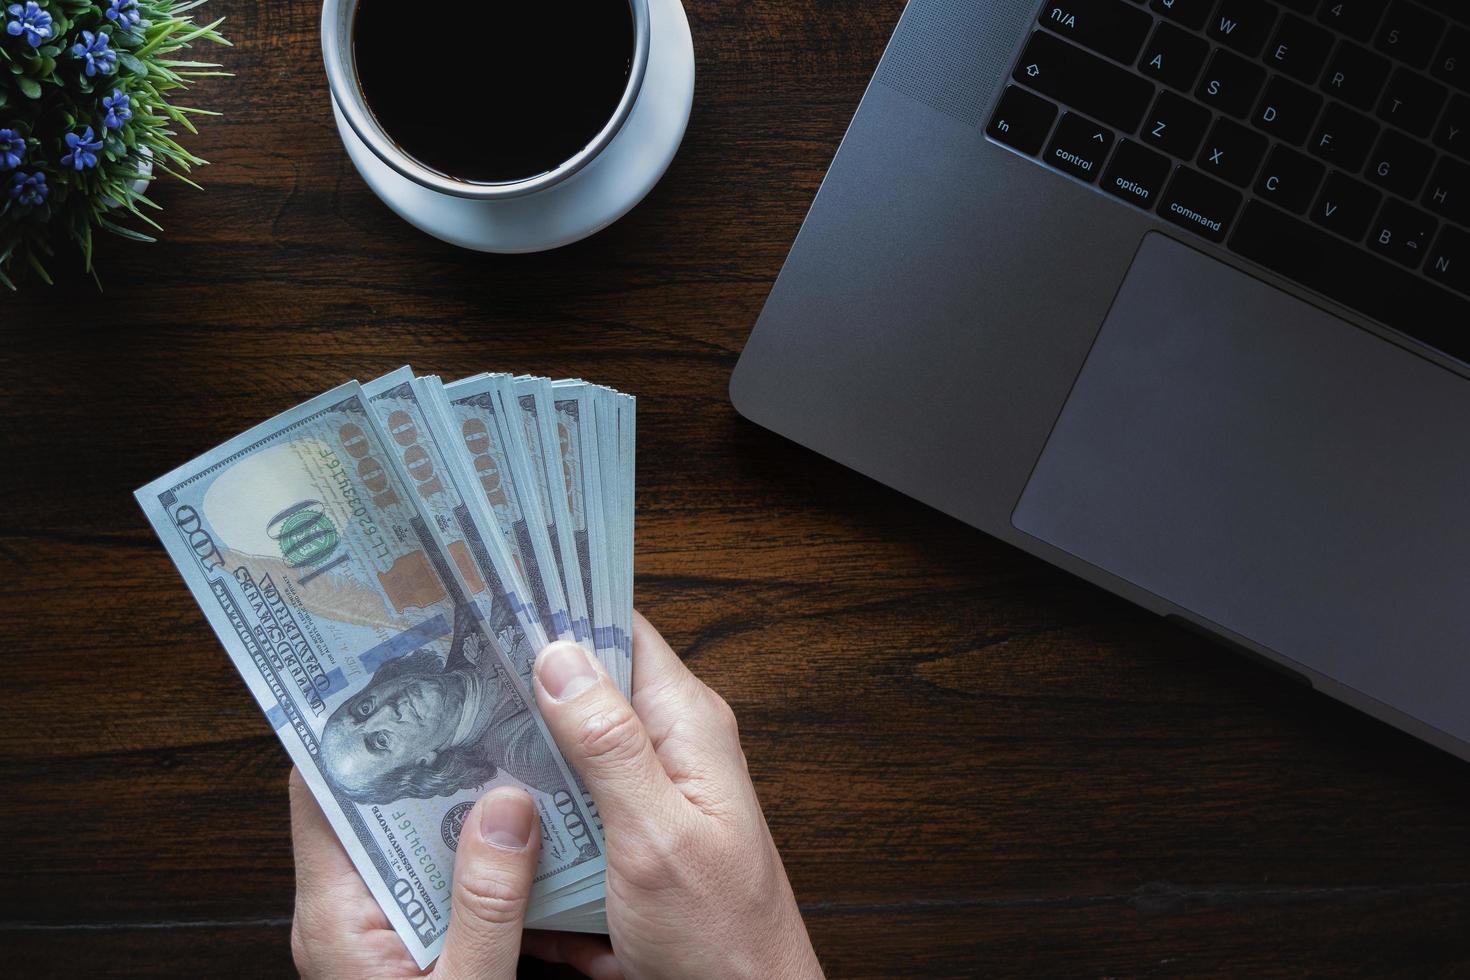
[532, 611, 825, 980]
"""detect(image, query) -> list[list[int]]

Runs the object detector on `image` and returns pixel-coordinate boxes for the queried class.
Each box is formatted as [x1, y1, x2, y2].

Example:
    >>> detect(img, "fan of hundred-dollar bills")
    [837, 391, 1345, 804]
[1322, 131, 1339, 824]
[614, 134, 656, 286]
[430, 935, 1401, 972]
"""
[135, 367, 634, 968]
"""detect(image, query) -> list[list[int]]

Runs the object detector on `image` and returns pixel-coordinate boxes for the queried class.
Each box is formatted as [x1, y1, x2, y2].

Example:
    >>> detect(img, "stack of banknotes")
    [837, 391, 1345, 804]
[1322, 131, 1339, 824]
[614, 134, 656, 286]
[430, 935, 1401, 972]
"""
[135, 366, 634, 968]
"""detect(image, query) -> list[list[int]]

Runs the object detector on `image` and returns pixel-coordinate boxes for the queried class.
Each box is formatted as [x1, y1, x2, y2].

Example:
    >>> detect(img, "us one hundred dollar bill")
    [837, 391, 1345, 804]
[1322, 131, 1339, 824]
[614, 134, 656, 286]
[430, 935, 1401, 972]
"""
[136, 372, 635, 967]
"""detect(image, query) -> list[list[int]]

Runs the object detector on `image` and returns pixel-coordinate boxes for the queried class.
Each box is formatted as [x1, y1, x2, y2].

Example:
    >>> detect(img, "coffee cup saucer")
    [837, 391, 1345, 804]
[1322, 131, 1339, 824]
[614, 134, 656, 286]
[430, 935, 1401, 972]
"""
[332, 0, 694, 254]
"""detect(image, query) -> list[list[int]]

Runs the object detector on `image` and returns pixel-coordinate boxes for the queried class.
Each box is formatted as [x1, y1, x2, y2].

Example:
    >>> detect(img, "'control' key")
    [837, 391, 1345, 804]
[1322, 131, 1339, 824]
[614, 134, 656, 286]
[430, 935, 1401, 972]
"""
[1044, 112, 1115, 182]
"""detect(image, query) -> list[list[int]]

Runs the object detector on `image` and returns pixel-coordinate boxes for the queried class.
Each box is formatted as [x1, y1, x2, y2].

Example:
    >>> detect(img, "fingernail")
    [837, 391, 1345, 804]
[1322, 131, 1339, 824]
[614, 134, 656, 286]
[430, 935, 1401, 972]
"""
[480, 789, 535, 851]
[537, 641, 599, 702]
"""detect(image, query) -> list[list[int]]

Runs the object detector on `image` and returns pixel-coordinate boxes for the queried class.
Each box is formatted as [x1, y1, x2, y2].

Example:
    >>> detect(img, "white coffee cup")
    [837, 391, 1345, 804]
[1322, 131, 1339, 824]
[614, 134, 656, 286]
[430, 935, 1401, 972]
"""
[319, 0, 693, 252]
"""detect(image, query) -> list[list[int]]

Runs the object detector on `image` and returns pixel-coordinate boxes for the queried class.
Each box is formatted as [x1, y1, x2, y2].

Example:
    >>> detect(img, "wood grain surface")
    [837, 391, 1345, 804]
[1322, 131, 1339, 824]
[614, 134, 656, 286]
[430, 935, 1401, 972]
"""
[5, 0, 1470, 976]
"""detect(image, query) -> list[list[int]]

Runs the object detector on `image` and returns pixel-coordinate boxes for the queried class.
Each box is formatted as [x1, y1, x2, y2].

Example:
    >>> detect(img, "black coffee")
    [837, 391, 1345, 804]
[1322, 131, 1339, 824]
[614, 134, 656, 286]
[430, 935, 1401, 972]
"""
[353, 1, 635, 183]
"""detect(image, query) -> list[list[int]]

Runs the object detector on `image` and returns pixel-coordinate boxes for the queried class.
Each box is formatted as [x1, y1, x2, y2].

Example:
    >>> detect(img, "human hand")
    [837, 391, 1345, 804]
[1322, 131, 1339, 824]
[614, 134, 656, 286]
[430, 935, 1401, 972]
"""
[288, 768, 621, 979]
[532, 612, 825, 980]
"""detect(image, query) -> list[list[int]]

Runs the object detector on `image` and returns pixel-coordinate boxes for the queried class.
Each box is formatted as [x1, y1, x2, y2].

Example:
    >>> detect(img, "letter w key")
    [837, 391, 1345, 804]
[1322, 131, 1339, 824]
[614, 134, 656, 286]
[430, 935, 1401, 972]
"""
[1207, 0, 1276, 58]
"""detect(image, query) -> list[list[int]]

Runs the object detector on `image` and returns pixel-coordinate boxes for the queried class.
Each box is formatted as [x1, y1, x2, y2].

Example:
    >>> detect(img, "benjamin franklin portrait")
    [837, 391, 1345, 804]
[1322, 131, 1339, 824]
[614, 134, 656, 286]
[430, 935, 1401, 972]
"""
[320, 603, 560, 804]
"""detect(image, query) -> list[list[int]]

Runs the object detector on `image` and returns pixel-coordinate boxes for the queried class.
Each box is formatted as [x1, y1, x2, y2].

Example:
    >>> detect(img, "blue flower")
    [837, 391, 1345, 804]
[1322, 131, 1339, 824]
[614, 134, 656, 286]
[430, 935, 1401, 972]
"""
[72, 30, 118, 77]
[8, 169, 47, 207]
[61, 126, 102, 170]
[0, 128, 23, 170]
[101, 90, 132, 130]
[104, 0, 141, 30]
[5, 1, 53, 47]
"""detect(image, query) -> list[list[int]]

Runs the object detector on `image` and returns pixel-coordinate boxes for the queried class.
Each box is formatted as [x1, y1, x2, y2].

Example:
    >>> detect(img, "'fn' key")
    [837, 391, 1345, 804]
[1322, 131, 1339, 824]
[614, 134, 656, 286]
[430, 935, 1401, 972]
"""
[987, 85, 1059, 156]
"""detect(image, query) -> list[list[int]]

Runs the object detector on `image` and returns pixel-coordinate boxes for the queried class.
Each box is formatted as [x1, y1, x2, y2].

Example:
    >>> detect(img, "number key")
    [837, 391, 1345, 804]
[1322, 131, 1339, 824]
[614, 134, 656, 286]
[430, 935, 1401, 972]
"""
[1433, 25, 1470, 94]
[1316, 0, 1385, 43]
[1374, 1, 1445, 71]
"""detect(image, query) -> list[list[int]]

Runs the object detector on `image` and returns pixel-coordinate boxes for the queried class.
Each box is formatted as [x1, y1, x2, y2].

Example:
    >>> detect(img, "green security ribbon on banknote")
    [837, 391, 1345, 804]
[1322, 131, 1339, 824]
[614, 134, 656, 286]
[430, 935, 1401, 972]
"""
[135, 371, 635, 967]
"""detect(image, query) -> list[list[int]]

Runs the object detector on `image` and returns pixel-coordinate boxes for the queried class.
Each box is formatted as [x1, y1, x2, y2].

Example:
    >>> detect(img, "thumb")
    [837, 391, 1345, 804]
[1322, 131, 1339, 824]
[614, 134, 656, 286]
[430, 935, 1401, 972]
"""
[433, 787, 540, 980]
[534, 641, 685, 836]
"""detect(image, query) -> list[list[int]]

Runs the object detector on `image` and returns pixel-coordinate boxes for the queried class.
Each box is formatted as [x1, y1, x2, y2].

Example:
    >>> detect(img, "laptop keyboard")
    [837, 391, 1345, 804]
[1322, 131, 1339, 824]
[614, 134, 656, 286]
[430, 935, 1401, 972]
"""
[988, 0, 1470, 366]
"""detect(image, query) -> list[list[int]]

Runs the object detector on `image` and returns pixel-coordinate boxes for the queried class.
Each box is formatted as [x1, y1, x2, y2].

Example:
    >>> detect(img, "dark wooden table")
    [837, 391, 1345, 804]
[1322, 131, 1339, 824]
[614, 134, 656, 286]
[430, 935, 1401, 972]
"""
[6, 1, 1470, 976]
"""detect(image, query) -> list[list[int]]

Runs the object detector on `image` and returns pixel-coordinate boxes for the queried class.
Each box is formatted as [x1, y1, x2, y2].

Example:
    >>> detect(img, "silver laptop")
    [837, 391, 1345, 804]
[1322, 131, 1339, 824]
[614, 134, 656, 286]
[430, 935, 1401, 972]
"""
[731, 0, 1470, 759]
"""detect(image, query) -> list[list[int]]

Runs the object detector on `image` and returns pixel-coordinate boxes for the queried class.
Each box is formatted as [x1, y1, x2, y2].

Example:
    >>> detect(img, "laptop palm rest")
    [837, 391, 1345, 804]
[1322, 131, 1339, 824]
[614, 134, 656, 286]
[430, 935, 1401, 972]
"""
[1013, 232, 1470, 744]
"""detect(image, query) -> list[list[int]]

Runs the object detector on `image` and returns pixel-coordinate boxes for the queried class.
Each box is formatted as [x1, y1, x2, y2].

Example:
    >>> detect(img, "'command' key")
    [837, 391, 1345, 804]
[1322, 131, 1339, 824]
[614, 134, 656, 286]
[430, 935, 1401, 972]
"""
[1157, 165, 1242, 242]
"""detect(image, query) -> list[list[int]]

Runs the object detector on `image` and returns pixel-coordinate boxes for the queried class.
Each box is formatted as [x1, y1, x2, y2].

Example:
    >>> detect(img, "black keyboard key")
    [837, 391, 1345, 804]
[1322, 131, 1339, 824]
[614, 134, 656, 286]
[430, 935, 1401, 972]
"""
[1041, 0, 1153, 64]
[987, 85, 1059, 155]
[1254, 74, 1324, 144]
[1277, 0, 1317, 11]
[1264, 14, 1334, 85]
[1422, 154, 1470, 225]
[1311, 170, 1382, 240]
[1415, 0, 1470, 26]
[1310, 102, 1379, 170]
[1198, 116, 1268, 186]
[1377, 67, 1449, 136]
[1044, 112, 1115, 181]
[1138, 21, 1209, 91]
[1366, 197, 1438, 268]
[1433, 26, 1470, 93]
[1425, 224, 1470, 297]
[1374, 2, 1446, 71]
[1157, 165, 1242, 241]
[1102, 139, 1172, 207]
[1230, 201, 1470, 364]
[1364, 128, 1435, 198]
[1142, 89, 1212, 158]
[1321, 42, 1393, 110]
[1197, 48, 1267, 117]
[1316, 0, 1385, 43]
[1208, 0, 1278, 57]
[1256, 143, 1326, 212]
[1151, 0, 1211, 31]
[1014, 31, 1156, 133]
[1434, 93, 1470, 159]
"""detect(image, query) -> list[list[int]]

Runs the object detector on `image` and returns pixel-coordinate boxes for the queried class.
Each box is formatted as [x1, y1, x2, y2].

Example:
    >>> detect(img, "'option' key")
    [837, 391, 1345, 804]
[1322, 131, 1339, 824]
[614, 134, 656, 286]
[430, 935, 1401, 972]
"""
[1102, 139, 1171, 208]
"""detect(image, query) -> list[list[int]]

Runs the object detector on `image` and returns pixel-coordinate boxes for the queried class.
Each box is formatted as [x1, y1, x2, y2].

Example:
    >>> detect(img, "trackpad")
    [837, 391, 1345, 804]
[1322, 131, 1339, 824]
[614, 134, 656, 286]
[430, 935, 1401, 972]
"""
[1013, 232, 1470, 743]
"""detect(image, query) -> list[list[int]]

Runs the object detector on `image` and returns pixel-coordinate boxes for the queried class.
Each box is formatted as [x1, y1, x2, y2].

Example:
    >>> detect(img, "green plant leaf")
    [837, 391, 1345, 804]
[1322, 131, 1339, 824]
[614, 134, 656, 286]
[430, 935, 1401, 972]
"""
[17, 76, 41, 99]
[98, 216, 157, 243]
[119, 51, 148, 77]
